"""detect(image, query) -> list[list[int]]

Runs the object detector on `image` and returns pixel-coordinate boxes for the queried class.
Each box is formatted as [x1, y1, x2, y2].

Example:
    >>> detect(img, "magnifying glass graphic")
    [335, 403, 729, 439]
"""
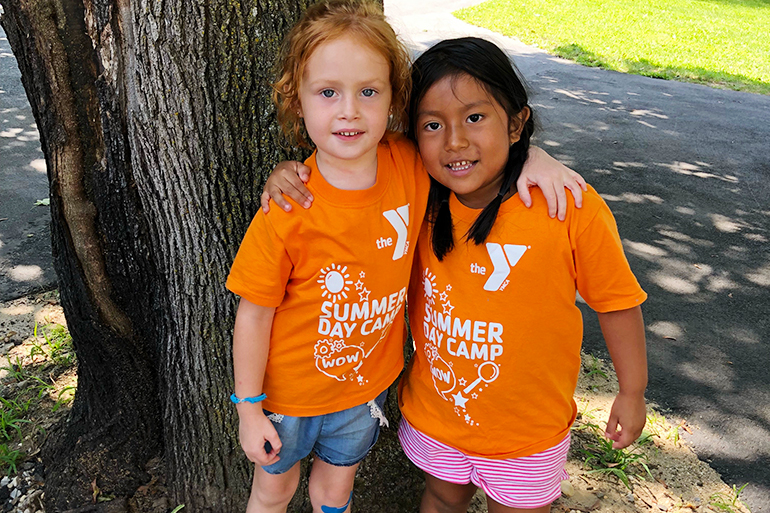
[463, 361, 500, 394]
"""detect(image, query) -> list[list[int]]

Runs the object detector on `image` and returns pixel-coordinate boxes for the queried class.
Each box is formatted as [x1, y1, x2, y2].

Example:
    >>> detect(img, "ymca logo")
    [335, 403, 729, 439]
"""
[484, 243, 527, 291]
[381, 205, 410, 261]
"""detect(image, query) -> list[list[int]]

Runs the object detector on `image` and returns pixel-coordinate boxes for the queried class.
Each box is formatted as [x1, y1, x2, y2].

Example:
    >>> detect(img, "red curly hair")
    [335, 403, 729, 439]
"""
[273, 0, 412, 148]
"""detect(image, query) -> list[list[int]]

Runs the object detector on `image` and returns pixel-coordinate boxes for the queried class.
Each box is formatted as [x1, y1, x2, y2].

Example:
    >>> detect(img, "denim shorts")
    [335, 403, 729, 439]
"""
[261, 389, 388, 475]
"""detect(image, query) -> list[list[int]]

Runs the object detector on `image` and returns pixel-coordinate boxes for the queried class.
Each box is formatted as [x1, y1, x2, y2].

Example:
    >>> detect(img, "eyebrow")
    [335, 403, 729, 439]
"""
[305, 76, 389, 88]
[417, 100, 493, 117]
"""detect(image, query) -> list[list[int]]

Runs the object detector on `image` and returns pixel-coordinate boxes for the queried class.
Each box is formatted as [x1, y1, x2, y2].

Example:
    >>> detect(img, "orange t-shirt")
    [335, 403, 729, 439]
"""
[227, 135, 429, 417]
[399, 186, 647, 459]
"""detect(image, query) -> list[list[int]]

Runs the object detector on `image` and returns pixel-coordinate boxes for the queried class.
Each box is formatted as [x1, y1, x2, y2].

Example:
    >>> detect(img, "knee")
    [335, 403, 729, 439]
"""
[308, 477, 353, 512]
[423, 482, 475, 513]
[425, 493, 468, 512]
[253, 484, 295, 508]
[250, 471, 298, 510]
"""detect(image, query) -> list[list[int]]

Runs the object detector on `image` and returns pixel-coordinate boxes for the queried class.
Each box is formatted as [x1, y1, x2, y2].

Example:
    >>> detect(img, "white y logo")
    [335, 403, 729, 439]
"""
[382, 205, 410, 260]
[484, 243, 527, 291]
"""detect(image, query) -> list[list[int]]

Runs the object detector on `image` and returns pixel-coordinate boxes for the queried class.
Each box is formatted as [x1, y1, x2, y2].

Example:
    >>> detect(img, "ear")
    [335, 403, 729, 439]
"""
[508, 106, 531, 144]
[294, 98, 304, 119]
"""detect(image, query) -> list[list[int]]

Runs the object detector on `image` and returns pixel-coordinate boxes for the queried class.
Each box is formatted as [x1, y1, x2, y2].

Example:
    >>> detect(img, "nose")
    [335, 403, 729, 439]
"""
[445, 123, 468, 151]
[338, 94, 360, 120]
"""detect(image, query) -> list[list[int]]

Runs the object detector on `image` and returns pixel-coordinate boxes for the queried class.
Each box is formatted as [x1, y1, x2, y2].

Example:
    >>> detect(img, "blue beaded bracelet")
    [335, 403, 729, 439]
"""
[230, 393, 267, 404]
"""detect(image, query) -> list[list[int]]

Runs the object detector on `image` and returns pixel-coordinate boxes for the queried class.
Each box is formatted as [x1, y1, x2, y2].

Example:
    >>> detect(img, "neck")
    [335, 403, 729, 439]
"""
[455, 173, 517, 210]
[315, 149, 378, 191]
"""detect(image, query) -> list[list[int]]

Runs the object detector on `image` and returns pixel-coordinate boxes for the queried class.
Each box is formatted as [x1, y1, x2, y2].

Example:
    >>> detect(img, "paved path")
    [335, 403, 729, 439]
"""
[0, 25, 56, 301]
[2, 3, 769, 510]
[385, 1, 770, 510]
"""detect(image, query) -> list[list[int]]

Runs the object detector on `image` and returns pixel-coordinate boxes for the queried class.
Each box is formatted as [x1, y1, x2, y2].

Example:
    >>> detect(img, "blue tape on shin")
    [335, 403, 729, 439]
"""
[320, 491, 353, 513]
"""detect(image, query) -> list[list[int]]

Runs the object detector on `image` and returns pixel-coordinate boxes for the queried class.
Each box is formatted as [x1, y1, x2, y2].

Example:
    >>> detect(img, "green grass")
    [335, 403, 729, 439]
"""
[0, 445, 23, 475]
[454, 0, 770, 94]
[0, 322, 76, 474]
[577, 425, 654, 490]
[710, 483, 749, 512]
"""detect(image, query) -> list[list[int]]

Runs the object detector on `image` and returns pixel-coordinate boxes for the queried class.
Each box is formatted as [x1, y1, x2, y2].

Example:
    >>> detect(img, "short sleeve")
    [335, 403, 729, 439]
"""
[573, 195, 647, 313]
[226, 211, 292, 307]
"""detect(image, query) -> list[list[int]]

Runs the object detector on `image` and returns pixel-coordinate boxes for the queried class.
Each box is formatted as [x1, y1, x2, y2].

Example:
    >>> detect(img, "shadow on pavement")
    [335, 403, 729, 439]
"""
[0, 25, 56, 301]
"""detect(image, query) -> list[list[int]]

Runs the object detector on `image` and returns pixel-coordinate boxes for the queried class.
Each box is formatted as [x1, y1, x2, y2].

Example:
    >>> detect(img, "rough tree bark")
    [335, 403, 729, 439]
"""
[0, 0, 312, 510]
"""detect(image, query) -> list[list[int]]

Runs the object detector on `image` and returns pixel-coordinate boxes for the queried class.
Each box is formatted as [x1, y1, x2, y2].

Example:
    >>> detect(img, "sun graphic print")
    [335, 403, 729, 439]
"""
[318, 264, 354, 303]
[423, 268, 438, 305]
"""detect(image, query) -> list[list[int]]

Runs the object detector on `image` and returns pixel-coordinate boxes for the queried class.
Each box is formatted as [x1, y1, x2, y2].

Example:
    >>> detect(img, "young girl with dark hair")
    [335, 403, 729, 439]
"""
[397, 37, 648, 513]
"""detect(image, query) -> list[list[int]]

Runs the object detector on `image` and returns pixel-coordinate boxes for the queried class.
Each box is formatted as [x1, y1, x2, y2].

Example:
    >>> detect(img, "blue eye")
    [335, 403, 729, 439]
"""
[321, 89, 335, 98]
[468, 113, 483, 123]
[424, 122, 441, 131]
[362, 88, 376, 97]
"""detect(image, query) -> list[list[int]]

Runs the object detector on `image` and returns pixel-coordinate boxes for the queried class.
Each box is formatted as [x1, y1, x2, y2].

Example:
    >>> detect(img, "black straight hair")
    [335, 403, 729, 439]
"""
[407, 37, 535, 261]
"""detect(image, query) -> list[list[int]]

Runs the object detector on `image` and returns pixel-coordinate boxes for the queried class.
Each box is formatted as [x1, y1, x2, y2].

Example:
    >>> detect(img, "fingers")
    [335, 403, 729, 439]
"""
[555, 183, 568, 221]
[604, 414, 621, 442]
[540, 183, 559, 218]
[283, 174, 314, 209]
[613, 429, 636, 450]
[261, 179, 293, 212]
[566, 171, 586, 209]
[575, 171, 588, 191]
[515, 176, 533, 207]
[265, 430, 282, 459]
[260, 190, 273, 213]
[607, 424, 636, 450]
[262, 161, 315, 213]
[245, 432, 282, 466]
[298, 165, 311, 183]
[256, 431, 282, 466]
[605, 414, 645, 449]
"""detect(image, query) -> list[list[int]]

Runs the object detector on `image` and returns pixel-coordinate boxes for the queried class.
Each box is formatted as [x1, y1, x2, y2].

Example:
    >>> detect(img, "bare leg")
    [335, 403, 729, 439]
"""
[487, 496, 551, 513]
[308, 457, 360, 513]
[420, 472, 477, 513]
[247, 461, 301, 513]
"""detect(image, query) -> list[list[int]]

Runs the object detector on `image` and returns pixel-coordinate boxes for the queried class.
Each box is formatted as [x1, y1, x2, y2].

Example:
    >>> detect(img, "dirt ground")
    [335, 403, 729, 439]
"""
[0, 291, 753, 513]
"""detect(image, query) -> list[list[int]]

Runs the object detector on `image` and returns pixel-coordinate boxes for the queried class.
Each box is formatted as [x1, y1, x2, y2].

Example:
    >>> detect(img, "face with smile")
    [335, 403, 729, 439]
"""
[415, 74, 528, 209]
[298, 35, 392, 181]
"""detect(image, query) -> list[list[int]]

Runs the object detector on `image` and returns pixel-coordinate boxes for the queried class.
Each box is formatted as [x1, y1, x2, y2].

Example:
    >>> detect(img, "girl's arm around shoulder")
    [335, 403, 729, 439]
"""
[232, 298, 282, 466]
[517, 147, 588, 221]
[261, 144, 585, 216]
[261, 161, 314, 213]
[597, 305, 648, 449]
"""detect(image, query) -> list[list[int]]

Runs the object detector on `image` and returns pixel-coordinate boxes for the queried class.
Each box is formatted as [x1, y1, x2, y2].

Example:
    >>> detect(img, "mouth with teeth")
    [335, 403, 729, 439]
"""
[334, 130, 364, 138]
[445, 160, 476, 174]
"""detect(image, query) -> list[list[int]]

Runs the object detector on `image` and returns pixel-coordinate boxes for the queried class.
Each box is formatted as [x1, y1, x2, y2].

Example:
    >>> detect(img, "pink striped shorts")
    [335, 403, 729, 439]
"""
[398, 419, 570, 509]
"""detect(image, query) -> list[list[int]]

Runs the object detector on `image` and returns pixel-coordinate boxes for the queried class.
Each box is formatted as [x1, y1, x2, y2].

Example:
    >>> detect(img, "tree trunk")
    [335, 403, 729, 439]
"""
[1, 0, 308, 510]
[1, 0, 422, 510]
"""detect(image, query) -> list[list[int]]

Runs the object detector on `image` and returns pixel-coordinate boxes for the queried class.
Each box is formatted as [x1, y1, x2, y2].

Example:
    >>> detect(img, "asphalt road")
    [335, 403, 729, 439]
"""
[2, 3, 770, 511]
[0, 24, 56, 300]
